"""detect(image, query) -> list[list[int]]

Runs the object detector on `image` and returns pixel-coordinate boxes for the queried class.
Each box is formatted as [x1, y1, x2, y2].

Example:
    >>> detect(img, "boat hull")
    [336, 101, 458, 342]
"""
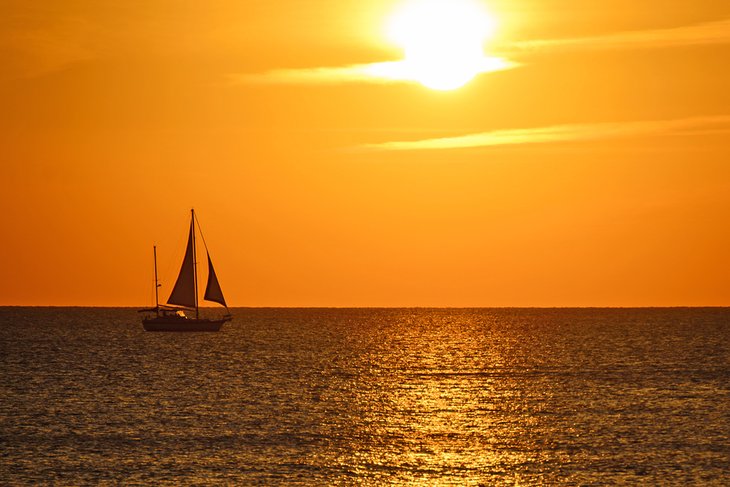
[142, 316, 229, 332]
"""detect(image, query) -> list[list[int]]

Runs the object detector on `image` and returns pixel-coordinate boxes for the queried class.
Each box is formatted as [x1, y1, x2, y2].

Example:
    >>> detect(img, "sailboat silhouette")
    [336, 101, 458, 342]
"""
[140, 209, 232, 332]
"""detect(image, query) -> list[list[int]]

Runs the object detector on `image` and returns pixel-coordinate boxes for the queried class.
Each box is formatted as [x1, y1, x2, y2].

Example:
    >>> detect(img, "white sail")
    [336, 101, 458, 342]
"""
[167, 219, 196, 308]
[203, 252, 227, 307]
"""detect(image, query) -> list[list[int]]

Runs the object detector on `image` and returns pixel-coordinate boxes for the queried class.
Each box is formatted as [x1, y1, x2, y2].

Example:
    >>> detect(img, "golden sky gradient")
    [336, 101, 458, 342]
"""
[2, 0, 729, 306]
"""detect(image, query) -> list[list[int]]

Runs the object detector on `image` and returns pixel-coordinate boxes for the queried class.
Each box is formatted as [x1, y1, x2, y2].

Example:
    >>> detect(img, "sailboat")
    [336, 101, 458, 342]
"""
[140, 209, 232, 332]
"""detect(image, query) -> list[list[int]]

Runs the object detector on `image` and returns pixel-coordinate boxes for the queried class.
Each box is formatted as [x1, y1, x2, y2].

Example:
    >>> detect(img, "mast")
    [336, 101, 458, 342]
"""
[153, 245, 160, 317]
[191, 208, 199, 319]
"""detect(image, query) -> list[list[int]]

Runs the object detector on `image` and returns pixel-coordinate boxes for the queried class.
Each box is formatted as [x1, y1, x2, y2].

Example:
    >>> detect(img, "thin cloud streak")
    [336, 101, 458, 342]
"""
[359, 116, 730, 152]
[230, 57, 517, 86]
[232, 63, 400, 86]
[503, 18, 730, 53]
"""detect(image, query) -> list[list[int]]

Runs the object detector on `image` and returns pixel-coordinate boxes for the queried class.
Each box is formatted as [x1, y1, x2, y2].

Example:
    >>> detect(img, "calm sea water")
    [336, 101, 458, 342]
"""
[1, 307, 728, 485]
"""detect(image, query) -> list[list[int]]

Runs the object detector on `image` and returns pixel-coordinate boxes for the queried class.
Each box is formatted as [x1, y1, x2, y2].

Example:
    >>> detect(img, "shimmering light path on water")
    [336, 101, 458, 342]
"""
[1, 308, 729, 484]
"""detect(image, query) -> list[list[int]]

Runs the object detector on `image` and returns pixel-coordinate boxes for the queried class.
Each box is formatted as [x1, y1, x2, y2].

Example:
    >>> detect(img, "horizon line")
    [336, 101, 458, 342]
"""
[2, 305, 729, 309]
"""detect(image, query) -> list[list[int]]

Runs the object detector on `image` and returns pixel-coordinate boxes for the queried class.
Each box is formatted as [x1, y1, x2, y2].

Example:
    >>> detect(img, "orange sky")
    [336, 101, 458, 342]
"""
[2, 0, 729, 306]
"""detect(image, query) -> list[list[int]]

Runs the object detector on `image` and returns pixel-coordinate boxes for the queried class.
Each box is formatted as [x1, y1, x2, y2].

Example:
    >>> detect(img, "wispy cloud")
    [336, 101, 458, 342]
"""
[503, 18, 730, 53]
[230, 57, 517, 86]
[359, 116, 730, 151]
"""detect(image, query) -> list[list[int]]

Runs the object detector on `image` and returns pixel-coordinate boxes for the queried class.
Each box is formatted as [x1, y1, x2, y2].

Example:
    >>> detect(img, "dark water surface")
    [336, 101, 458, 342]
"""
[1, 307, 729, 485]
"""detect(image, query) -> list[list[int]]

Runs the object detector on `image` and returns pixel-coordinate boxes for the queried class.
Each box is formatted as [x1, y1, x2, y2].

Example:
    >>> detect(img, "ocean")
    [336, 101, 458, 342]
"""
[1, 307, 728, 485]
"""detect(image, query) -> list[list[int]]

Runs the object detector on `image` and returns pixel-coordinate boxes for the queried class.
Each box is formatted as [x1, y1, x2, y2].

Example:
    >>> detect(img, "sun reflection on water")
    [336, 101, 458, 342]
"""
[325, 310, 528, 484]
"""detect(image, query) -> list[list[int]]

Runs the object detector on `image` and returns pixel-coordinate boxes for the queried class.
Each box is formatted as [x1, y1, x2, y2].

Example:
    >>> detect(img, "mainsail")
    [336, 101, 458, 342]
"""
[204, 252, 227, 307]
[167, 219, 196, 308]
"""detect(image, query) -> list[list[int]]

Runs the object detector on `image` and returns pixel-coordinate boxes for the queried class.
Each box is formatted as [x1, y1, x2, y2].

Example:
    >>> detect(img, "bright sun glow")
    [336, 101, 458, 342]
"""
[387, 0, 496, 90]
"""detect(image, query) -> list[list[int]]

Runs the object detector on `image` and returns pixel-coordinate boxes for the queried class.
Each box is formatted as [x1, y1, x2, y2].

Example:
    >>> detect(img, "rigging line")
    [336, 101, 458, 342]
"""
[193, 210, 209, 253]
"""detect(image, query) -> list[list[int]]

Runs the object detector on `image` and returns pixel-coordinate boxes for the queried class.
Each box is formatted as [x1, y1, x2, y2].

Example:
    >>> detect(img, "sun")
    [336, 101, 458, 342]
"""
[387, 0, 496, 90]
